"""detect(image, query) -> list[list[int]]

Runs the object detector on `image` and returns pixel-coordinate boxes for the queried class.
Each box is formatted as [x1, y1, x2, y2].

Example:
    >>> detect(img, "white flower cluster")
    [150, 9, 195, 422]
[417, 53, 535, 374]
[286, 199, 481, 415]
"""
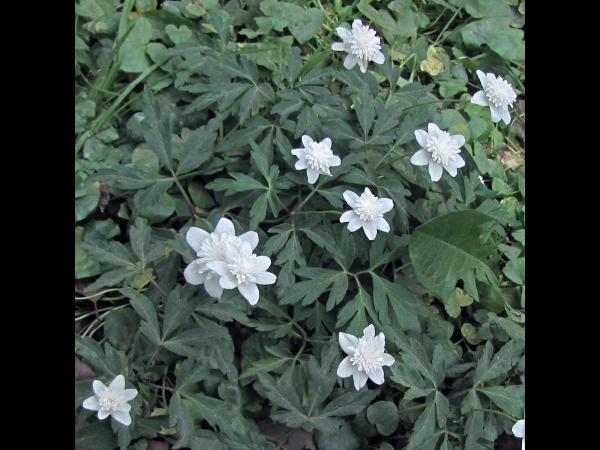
[184, 218, 276, 305]
[82, 375, 138, 426]
[331, 19, 384, 73]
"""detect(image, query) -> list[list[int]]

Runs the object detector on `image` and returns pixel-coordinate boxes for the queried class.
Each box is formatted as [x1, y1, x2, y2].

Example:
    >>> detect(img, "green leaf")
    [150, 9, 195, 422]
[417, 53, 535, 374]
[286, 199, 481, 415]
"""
[306, 345, 338, 415]
[75, 420, 118, 449]
[503, 257, 525, 284]
[104, 307, 139, 352]
[354, 89, 375, 138]
[141, 85, 173, 172]
[176, 357, 210, 391]
[284, 267, 348, 308]
[407, 402, 436, 448]
[409, 210, 500, 302]
[75, 335, 115, 377]
[162, 285, 200, 340]
[239, 357, 291, 379]
[474, 339, 524, 386]
[250, 192, 269, 230]
[445, 287, 474, 318]
[435, 391, 450, 428]
[478, 385, 524, 417]
[257, 372, 307, 428]
[206, 173, 267, 195]
[371, 274, 421, 332]
[163, 326, 228, 358]
[367, 401, 399, 436]
[169, 392, 195, 448]
[462, 390, 484, 449]
[130, 217, 151, 269]
[120, 288, 161, 345]
[176, 126, 217, 176]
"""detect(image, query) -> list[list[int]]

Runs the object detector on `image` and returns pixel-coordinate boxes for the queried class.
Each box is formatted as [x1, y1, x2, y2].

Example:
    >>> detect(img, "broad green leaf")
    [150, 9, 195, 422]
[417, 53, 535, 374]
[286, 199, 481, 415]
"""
[371, 274, 421, 331]
[162, 285, 200, 340]
[163, 327, 228, 358]
[169, 392, 195, 448]
[75, 335, 115, 377]
[284, 267, 348, 308]
[257, 372, 307, 428]
[478, 385, 524, 417]
[367, 401, 399, 436]
[120, 287, 161, 345]
[474, 339, 524, 386]
[407, 402, 436, 448]
[306, 345, 338, 415]
[409, 210, 500, 302]
[176, 126, 217, 176]
[141, 85, 173, 172]
[175, 358, 210, 391]
[445, 287, 474, 318]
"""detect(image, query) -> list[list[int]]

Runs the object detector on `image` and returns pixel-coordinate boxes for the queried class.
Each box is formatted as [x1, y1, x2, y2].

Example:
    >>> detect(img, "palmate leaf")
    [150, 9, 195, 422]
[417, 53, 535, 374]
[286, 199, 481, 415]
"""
[409, 210, 500, 302]
[282, 267, 348, 308]
[141, 85, 173, 172]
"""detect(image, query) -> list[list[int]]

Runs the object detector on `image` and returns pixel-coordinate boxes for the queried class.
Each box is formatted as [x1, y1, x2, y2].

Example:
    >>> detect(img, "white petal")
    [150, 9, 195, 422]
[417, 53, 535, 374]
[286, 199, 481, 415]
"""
[339, 210, 356, 224]
[82, 395, 100, 411]
[254, 256, 272, 272]
[377, 198, 394, 213]
[368, 366, 385, 384]
[255, 272, 277, 285]
[499, 107, 511, 125]
[184, 260, 206, 285]
[330, 155, 341, 167]
[512, 420, 525, 438]
[219, 274, 238, 290]
[98, 409, 110, 420]
[476, 70, 488, 88]
[339, 332, 359, 354]
[445, 164, 458, 177]
[374, 217, 390, 233]
[410, 149, 432, 166]
[331, 42, 346, 51]
[347, 217, 364, 232]
[455, 155, 465, 168]
[111, 410, 131, 426]
[206, 261, 229, 277]
[119, 402, 131, 413]
[291, 148, 306, 157]
[428, 162, 444, 182]
[352, 19, 363, 28]
[343, 54, 358, 70]
[353, 370, 369, 390]
[375, 333, 385, 351]
[343, 191, 360, 207]
[204, 276, 224, 298]
[363, 221, 377, 240]
[239, 231, 259, 250]
[93, 380, 107, 395]
[337, 356, 356, 378]
[451, 134, 465, 148]
[380, 353, 395, 367]
[372, 51, 385, 64]
[307, 168, 320, 184]
[363, 324, 375, 340]
[214, 218, 235, 236]
[414, 129, 430, 148]
[186, 227, 210, 252]
[321, 138, 332, 149]
[301, 135, 314, 148]
[358, 58, 368, 73]
[109, 375, 125, 391]
[470, 90, 489, 107]
[122, 389, 138, 401]
[295, 159, 308, 170]
[336, 27, 352, 41]
[427, 123, 441, 136]
[489, 104, 504, 123]
[238, 282, 260, 305]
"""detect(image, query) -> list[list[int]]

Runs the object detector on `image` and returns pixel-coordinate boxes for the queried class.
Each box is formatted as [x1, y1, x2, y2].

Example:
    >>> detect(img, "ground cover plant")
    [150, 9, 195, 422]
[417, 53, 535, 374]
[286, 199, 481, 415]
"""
[75, 1, 525, 449]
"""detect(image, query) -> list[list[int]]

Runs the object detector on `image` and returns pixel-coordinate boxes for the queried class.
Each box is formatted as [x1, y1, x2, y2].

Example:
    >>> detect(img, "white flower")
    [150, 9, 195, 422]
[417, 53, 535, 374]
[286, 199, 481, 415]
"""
[512, 419, 525, 450]
[82, 375, 138, 426]
[340, 187, 393, 240]
[291, 135, 341, 184]
[207, 240, 276, 305]
[184, 218, 258, 299]
[410, 123, 466, 182]
[337, 325, 395, 390]
[332, 19, 385, 73]
[471, 70, 517, 125]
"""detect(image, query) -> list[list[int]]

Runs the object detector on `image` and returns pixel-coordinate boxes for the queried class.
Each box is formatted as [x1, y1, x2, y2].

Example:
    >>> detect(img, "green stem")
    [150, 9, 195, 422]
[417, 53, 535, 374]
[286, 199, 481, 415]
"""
[471, 409, 518, 422]
[432, 6, 462, 47]
[75, 288, 120, 300]
[289, 188, 318, 216]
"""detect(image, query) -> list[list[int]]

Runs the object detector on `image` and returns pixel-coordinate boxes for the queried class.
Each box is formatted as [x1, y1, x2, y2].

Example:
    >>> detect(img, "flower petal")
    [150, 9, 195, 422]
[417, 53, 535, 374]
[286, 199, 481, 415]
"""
[451, 134, 465, 148]
[291, 148, 306, 157]
[343, 54, 358, 70]
[109, 375, 125, 391]
[368, 366, 385, 385]
[301, 135, 314, 148]
[331, 42, 346, 51]
[238, 282, 260, 305]
[470, 90, 489, 107]
[239, 231, 259, 250]
[214, 218, 235, 236]
[410, 149, 432, 166]
[206, 261, 229, 277]
[363, 324, 375, 340]
[427, 123, 441, 136]
[414, 129, 430, 148]
[186, 227, 210, 253]
[343, 190, 360, 208]
[255, 272, 277, 285]
[321, 138, 332, 149]
[363, 221, 377, 240]
[122, 389, 138, 401]
[512, 420, 525, 438]
[445, 164, 458, 177]
[184, 260, 207, 285]
[489, 104, 504, 123]
[377, 198, 394, 213]
[374, 217, 390, 233]
[111, 410, 132, 426]
[330, 155, 341, 167]
[428, 162, 444, 182]
[380, 353, 395, 367]
[307, 168, 320, 184]
[476, 70, 488, 88]
[347, 217, 364, 233]
[454, 155, 465, 168]
[339, 210, 357, 224]
[218, 274, 238, 290]
[499, 107, 511, 125]
[254, 256, 272, 272]
[204, 276, 224, 298]
[337, 356, 356, 378]
[98, 409, 110, 420]
[336, 27, 352, 41]
[372, 51, 385, 64]
[82, 395, 100, 411]
[339, 332, 359, 354]
[93, 380, 107, 396]
[357, 58, 368, 73]
[353, 370, 369, 390]
[295, 159, 309, 170]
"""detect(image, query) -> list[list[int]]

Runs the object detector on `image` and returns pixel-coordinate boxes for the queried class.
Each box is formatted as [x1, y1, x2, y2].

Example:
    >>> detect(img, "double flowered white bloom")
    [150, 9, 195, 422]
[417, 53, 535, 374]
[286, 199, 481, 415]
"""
[291, 136, 341, 184]
[340, 187, 393, 240]
[471, 70, 517, 125]
[332, 19, 385, 73]
[512, 419, 525, 450]
[207, 240, 276, 305]
[410, 123, 466, 182]
[184, 218, 259, 299]
[82, 375, 138, 426]
[337, 325, 395, 390]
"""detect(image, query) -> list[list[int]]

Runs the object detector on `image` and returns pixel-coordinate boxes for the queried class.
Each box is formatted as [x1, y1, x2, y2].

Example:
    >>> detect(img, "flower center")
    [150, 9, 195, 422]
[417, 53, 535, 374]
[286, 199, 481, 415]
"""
[426, 131, 459, 166]
[228, 253, 258, 284]
[350, 338, 380, 373]
[305, 142, 333, 170]
[198, 234, 239, 264]
[350, 26, 380, 60]
[99, 393, 120, 411]
[484, 76, 516, 110]
[354, 192, 382, 221]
